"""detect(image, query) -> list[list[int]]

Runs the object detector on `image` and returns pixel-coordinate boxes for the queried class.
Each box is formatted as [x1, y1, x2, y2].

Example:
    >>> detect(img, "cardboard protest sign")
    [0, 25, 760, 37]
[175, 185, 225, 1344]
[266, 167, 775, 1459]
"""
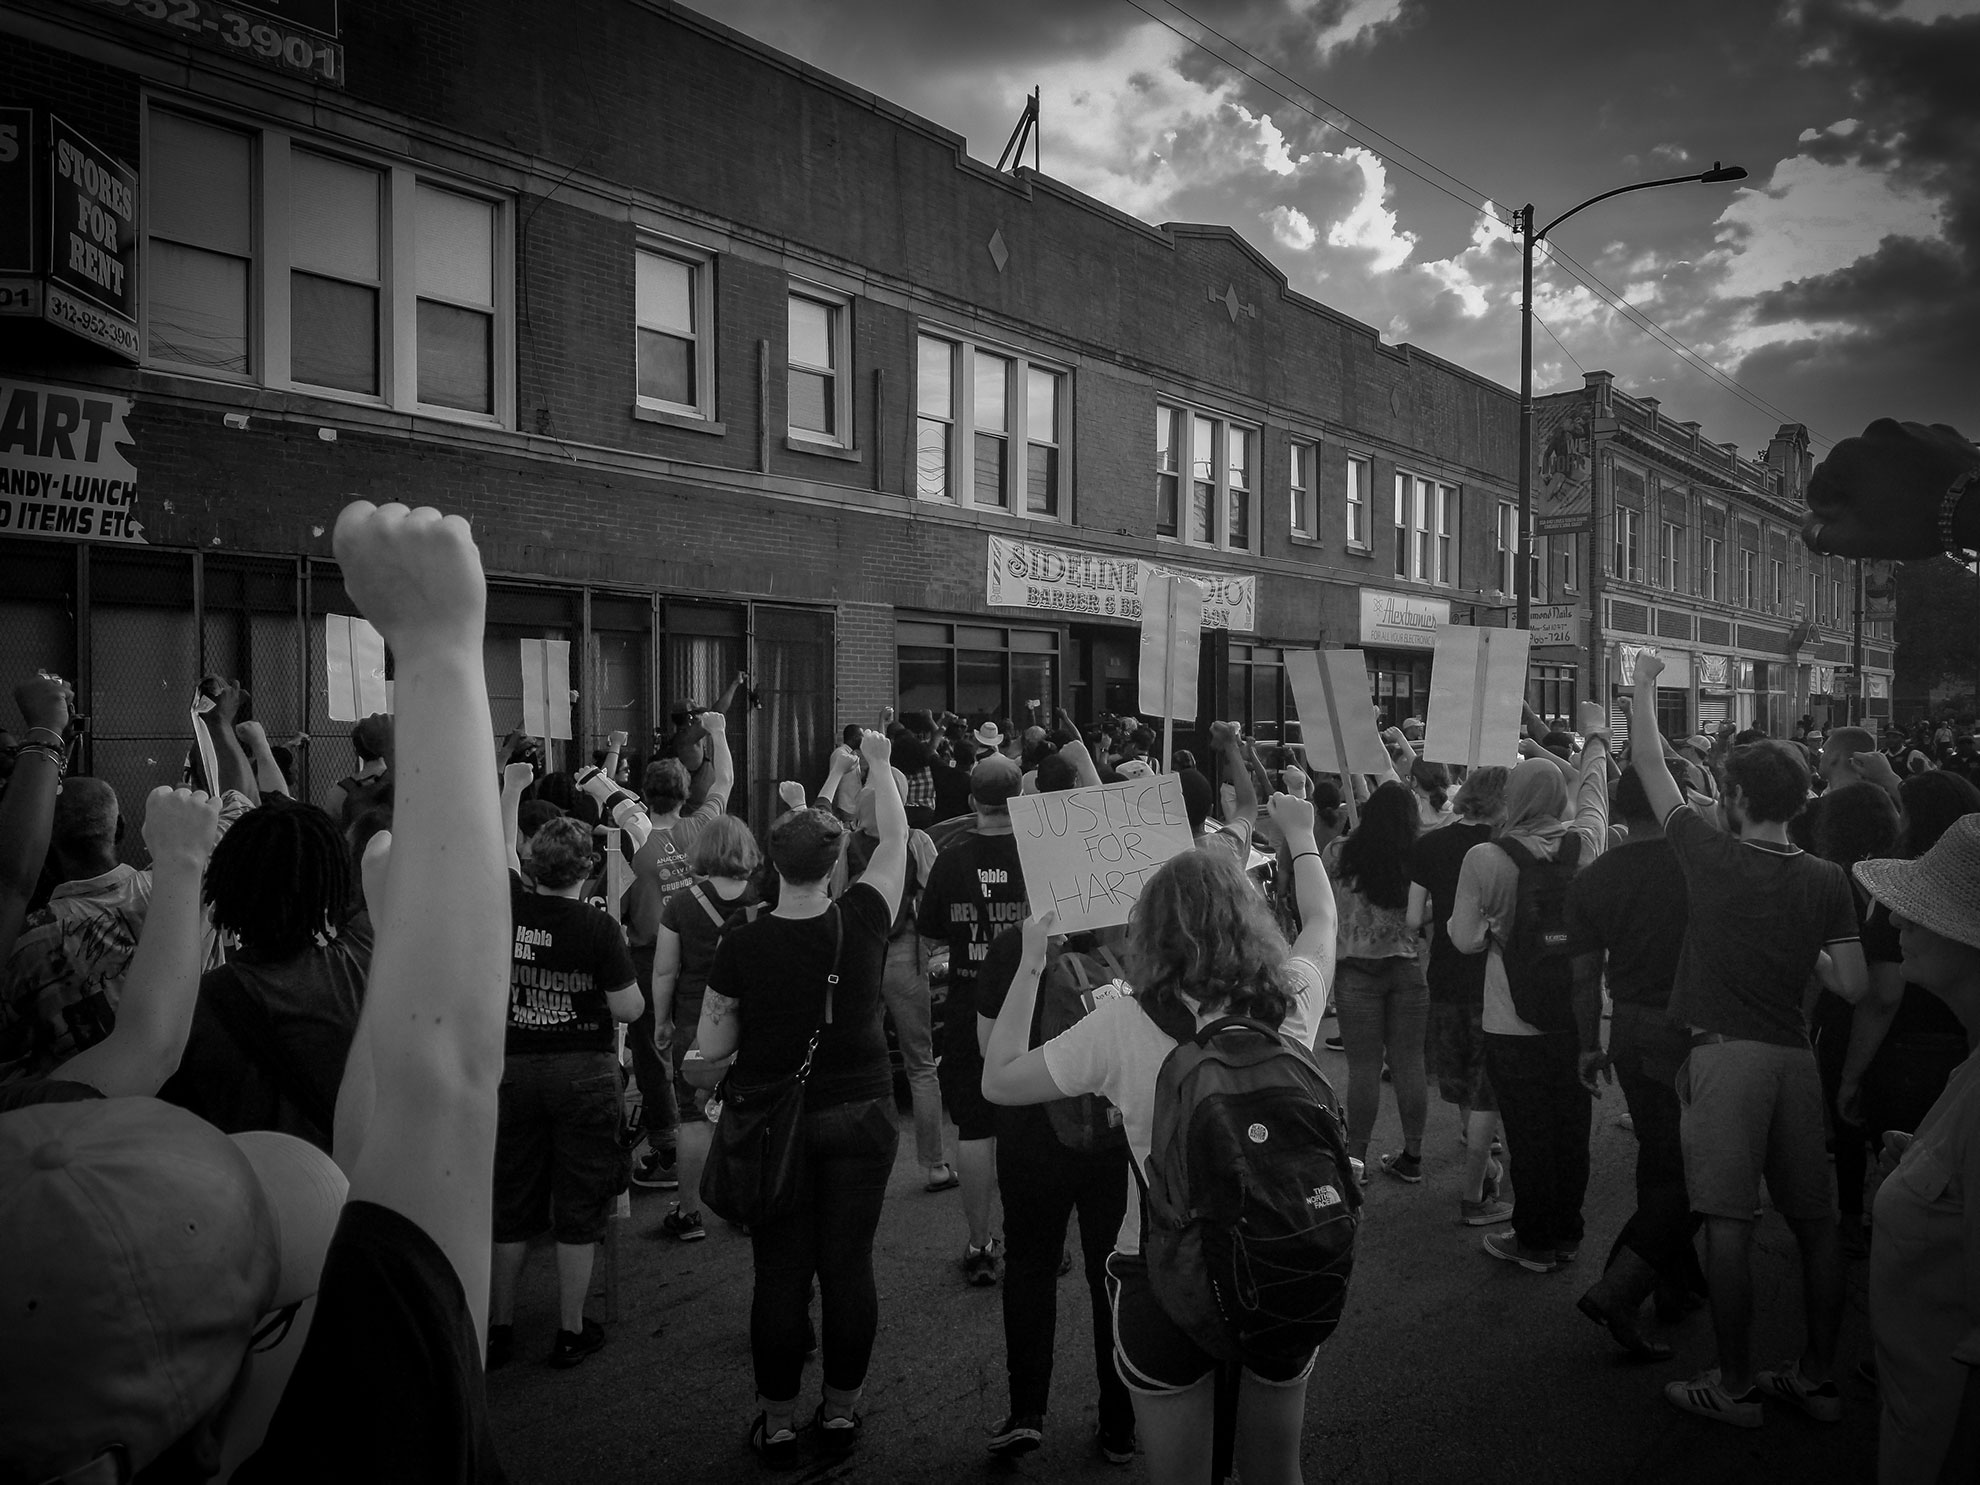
[1137, 574, 1203, 718]
[1284, 649, 1390, 779]
[520, 638, 573, 740]
[324, 613, 389, 722]
[1423, 624, 1532, 769]
[1008, 775, 1195, 934]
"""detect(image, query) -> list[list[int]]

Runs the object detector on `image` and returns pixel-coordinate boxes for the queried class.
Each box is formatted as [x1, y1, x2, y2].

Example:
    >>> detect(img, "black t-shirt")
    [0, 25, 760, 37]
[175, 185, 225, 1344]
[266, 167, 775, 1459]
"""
[505, 875, 637, 1055]
[931, 764, 973, 823]
[707, 882, 892, 1110]
[237, 1201, 506, 1483]
[915, 831, 1030, 1060]
[657, 878, 759, 1009]
[973, 925, 1056, 1149]
[1562, 836, 1689, 1010]
[1861, 898, 1967, 1039]
[1408, 821, 1492, 1004]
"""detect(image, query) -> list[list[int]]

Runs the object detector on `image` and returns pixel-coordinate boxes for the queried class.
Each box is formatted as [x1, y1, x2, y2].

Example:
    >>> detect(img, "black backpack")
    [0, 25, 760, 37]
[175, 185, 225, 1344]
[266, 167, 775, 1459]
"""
[1137, 1011, 1361, 1368]
[1035, 942, 1130, 1153]
[1494, 835, 1582, 1033]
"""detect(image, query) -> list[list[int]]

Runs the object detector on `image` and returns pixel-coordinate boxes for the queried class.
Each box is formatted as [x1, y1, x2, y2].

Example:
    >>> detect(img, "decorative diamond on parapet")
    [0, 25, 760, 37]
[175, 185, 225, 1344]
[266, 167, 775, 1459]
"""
[988, 230, 1009, 273]
[1224, 284, 1242, 322]
[1206, 283, 1257, 322]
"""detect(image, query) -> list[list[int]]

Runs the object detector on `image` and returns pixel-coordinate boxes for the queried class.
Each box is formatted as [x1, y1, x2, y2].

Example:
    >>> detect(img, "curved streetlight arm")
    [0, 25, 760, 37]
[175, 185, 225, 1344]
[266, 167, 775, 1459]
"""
[1535, 170, 1723, 242]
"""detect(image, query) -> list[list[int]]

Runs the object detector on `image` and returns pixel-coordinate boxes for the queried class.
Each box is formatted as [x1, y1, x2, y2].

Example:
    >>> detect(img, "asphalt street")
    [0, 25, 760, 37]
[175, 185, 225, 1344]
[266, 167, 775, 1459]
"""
[486, 1046, 1881, 1485]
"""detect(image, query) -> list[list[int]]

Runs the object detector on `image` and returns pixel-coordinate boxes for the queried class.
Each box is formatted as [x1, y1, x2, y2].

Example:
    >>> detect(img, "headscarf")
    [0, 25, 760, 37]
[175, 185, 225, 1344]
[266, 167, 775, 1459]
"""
[1500, 758, 1570, 853]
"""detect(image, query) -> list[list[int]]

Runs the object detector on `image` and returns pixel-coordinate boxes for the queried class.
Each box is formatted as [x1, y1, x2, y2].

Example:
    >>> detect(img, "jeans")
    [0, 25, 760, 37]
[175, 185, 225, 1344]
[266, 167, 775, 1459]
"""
[1485, 1031, 1590, 1253]
[749, 1096, 900, 1402]
[996, 1133, 1135, 1435]
[878, 934, 945, 1169]
[1604, 1003, 1704, 1289]
[1812, 991, 1868, 1216]
[1334, 955, 1429, 1155]
[629, 943, 677, 1144]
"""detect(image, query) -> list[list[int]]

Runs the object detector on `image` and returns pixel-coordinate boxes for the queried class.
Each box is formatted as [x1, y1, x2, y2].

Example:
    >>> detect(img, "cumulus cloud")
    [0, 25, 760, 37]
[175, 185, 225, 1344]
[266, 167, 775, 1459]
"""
[1325, 148, 1417, 269]
[1262, 203, 1318, 249]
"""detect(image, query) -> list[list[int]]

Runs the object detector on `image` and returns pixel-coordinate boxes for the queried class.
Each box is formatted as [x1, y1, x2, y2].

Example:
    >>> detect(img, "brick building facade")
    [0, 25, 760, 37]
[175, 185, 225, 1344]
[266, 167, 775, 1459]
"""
[1524, 372, 1890, 737]
[2, 0, 1525, 826]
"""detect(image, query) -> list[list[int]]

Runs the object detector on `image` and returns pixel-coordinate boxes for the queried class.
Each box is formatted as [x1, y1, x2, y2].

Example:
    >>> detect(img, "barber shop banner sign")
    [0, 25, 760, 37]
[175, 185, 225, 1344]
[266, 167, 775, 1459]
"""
[986, 535, 1257, 632]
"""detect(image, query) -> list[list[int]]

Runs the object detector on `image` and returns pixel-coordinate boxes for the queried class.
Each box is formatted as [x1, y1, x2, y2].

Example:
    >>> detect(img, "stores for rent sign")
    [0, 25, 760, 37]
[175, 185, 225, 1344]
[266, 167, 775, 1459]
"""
[0, 378, 145, 543]
[46, 118, 139, 359]
[985, 535, 1256, 632]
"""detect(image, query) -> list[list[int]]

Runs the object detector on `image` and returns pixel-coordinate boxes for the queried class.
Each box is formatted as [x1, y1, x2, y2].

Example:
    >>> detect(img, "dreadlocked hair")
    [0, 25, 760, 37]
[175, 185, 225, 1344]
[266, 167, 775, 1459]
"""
[203, 797, 354, 960]
[1128, 849, 1294, 1031]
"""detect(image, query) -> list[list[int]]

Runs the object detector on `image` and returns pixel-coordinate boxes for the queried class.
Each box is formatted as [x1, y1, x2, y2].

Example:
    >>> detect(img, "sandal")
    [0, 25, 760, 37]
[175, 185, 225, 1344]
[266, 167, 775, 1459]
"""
[925, 1166, 961, 1193]
[747, 1413, 802, 1470]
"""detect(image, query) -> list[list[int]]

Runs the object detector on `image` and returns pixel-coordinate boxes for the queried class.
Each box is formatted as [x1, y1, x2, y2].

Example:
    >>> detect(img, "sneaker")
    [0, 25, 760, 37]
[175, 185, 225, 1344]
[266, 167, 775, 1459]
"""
[963, 1239, 1005, 1287]
[1482, 1230, 1559, 1273]
[632, 1149, 679, 1190]
[1097, 1422, 1136, 1466]
[811, 1402, 862, 1454]
[1379, 1151, 1423, 1184]
[1323, 1033, 1345, 1053]
[1458, 1195, 1515, 1227]
[987, 1412, 1044, 1457]
[1664, 1368, 1764, 1428]
[485, 1322, 514, 1371]
[1755, 1362, 1844, 1423]
[549, 1317, 606, 1368]
[657, 1205, 705, 1243]
[1481, 1157, 1505, 1203]
[748, 1413, 802, 1469]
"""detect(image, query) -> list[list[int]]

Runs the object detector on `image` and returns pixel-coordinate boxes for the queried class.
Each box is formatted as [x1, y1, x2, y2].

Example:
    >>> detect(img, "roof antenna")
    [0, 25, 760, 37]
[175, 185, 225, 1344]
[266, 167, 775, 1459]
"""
[995, 87, 1040, 174]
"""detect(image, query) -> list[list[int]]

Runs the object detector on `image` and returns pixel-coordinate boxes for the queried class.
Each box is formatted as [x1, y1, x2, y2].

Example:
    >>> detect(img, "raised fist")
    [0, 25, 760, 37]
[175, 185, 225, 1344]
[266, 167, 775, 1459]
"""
[1803, 419, 1979, 559]
[858, 728, 893, 768]
[1266, 791, 1316, 835]
[777, 780, 807, 809]
[142, 786, 220, 866]
[698, 709, 727, 737]
[1633, 650, 1666, 687]
[332, 501, 486, 655]
[15, 673, 72, 735]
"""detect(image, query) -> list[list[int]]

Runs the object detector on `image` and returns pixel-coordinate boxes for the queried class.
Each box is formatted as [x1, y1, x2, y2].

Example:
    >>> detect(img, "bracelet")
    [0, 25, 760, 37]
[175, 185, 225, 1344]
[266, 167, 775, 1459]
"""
[22, 727, 65, 748]
[1291, 850, 1322, 864]
[12, 742, 65, 773]
[1943, 467, 1979, 557]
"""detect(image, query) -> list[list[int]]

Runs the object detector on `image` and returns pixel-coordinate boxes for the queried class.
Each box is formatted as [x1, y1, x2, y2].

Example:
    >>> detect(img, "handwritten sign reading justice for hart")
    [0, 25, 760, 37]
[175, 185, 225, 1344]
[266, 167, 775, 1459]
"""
[1008, 776, 1197, 934]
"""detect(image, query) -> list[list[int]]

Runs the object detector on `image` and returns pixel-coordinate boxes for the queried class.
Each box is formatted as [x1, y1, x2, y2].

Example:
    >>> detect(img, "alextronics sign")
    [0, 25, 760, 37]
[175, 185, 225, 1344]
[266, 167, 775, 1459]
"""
[1357, 589, 1449, 651]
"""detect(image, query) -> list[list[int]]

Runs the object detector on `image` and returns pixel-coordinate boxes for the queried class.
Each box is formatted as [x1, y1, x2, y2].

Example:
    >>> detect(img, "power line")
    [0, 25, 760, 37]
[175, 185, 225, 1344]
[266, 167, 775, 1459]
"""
[1122, 0, 1833, 448]
[1539, 246, 1834, 448]
[1531, 311, 1585, 375]
[1118, 0, 1511, 226]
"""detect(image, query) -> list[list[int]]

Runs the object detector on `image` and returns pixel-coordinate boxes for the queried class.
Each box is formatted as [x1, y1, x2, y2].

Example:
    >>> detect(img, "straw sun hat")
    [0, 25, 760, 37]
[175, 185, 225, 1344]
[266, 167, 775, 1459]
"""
[1854, 813, 1980, 952]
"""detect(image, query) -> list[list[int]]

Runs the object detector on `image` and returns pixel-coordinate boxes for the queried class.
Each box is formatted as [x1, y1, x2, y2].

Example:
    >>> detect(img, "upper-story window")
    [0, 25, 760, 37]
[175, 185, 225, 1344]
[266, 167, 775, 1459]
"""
[1392, 471, 1457, 586]
[1156, 403, 1257, 552]
[788, 286, 851, 446]
[637, 241, 716, 422]
[918, 332, 1065, 517]
[1552, 534, 1576, 593]
[1612, 506, 1644, 583]
[1659, 519, 1683, 591]
[1495, 499, 1537, 596]
[1741, 549, 1758, 608]
[1289, 441, 1315, 540]
[1345, 454, 1369, 548]
[144, 104, 510, 422]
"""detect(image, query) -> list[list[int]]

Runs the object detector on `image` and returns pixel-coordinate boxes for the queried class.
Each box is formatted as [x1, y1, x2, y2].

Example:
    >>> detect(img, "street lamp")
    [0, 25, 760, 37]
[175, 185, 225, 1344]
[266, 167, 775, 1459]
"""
[1514, 162, 1747, 629]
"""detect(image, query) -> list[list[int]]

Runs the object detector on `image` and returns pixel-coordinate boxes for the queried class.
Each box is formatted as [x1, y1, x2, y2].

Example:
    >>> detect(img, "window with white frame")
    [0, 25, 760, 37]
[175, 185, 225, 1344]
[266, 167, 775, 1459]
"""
[1154, 404, 1257, 552]
[1831, 570, 1843, 626]
[1156, 405, 1181, 537]
[1612, 506, 1644, 583]
[918, 332, 1064, 516]
[1659, 520, 1682, 591]
[1701, 534, 1723, 602]
[1289, 441, 1315, 539]
[1741, 549, 1758, 608]
[1552, 534, 1576, 593]
[1346, 454, 1369, 547]
[636, 241, 715, 421]
[1770, 558, 1784, 611]
[1496, 499, 1516, 593]
[1396, 477, 1413, 579]
[1435, 482, 1458, 585]
[144, 105, 510, 419]
[788, 287, 850, 445]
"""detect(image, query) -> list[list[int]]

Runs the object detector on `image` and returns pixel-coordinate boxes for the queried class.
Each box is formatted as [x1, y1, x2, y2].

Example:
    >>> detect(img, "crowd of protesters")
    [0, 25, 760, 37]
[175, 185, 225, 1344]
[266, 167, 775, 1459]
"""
[1, 461, 1978, 1483]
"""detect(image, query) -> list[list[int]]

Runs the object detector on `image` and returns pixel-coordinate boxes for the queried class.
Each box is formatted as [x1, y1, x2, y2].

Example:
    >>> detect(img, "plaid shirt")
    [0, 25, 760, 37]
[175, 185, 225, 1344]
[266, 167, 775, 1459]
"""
[0, 790, 249, 1081]
[904, 767, 937, 814]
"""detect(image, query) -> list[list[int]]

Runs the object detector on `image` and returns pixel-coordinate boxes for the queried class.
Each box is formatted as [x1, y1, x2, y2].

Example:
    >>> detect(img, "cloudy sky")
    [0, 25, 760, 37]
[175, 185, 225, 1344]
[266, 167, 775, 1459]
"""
[701, 0, 1977, 460]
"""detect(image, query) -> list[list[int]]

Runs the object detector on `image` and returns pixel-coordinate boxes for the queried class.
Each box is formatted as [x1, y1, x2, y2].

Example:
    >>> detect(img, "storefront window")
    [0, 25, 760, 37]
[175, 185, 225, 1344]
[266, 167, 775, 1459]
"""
[1365, 651, 1431, 730]
[1528, 664, 1577, 725]
[895, 619, 1059, 727]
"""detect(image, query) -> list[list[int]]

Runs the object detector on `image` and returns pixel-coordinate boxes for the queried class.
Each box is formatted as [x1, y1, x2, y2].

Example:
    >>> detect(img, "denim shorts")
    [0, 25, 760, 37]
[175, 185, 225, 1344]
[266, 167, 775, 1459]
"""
[1427, 999, 1497, 1112]
[493, 1049, 626, 1245]
[1103, 1251, 1316, 1395]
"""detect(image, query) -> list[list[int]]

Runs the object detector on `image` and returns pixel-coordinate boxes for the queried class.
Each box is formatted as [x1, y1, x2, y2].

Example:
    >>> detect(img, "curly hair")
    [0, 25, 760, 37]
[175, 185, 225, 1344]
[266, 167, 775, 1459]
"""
[1897, 771, 1980, 859]
[527, 816, 597, 890]
[1814, 782, 1899, 868]
[1128, 849, 1294, 1030]
[688, 814, 762, 878]
[1450, 766, 1508, 823]
[1333, 780, 1418, 911]
[204, 797, 353, 959]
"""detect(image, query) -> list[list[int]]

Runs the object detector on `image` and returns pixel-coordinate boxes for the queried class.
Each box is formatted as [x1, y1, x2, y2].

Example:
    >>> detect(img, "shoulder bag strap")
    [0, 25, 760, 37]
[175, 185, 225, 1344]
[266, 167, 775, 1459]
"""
[693, 879, 728, 929]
